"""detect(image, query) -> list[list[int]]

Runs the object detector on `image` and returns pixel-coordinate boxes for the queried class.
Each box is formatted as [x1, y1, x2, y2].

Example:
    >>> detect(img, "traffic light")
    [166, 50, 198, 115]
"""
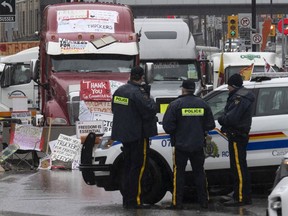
[269, 24, 276, 37]
[227, 15, 239, 39]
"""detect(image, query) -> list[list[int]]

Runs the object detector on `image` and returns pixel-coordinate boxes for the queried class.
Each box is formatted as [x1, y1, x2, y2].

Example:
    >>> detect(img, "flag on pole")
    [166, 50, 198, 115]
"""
[239, 63, 254, 81]
[264, 57, 276, 72]
[217, 53, 225, 87]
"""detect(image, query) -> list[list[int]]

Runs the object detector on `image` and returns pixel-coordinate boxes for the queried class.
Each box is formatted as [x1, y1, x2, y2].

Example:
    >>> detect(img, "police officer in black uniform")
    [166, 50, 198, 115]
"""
[162, 79, 215, 209]
[218, 73, 255, 207]
[111, 66, 157, 209]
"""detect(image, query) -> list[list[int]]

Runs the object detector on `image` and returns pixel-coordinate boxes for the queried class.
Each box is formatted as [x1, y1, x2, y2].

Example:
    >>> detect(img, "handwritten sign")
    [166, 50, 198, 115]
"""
[80, 80, 111, 101]
[76, 121, 104, 139]
[9, 124, 44, 151]
[91, 112, 113, 133]
[85, 101, 112, 113]
[57, 10, 118, 34]
[51, 134, 81, 162]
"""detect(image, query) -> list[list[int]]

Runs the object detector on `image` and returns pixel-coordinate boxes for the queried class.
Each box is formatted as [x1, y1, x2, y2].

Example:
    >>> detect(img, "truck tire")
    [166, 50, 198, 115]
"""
[142, 159, 167, 204]
[119, 158, 167, 204]
[80, 132, 96, 185]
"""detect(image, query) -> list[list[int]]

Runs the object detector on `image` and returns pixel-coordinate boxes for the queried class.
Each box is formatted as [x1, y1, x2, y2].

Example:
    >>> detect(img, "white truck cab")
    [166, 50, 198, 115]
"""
[0, 47, 39, 112]
[135, 18, 203, 121]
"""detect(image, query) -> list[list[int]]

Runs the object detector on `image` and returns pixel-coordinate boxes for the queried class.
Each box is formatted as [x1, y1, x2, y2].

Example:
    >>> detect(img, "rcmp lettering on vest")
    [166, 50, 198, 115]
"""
[181, 108, 204, 116]
[114, 96, 129, 105]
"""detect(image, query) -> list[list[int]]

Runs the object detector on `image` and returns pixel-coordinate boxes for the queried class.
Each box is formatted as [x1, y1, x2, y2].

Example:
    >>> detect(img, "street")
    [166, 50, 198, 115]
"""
[0, 168, 268, 216]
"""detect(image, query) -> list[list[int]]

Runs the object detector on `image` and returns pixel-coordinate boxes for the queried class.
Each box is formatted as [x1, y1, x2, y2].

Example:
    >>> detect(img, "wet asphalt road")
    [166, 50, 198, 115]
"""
[0, 168, 268, 216]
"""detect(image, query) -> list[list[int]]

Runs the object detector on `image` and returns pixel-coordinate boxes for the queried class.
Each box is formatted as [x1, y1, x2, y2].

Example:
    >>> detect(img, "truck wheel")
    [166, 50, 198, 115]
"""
[142, 159, 167, 204]
[80, 132, 96, 185]
[119, 158, 167, 204]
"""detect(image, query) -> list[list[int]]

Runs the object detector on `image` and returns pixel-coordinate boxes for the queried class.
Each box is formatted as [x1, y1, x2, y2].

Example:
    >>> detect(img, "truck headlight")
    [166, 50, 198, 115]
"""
[98, 136, 114, 149]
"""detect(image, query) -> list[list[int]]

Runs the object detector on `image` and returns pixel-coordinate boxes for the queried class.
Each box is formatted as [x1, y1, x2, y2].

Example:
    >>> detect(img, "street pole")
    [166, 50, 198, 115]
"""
[282, 15, 285, 69]
[252, 0, 256, 51]
[270, 0, 275, 44]
[270, 0, 272, 18]
[204, 15, 207, 46]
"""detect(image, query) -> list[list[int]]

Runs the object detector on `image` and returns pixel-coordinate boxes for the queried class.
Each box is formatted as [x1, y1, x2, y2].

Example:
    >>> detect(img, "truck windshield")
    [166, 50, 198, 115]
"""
[146, 60, 198, 81]
[51, 54, 134, 73]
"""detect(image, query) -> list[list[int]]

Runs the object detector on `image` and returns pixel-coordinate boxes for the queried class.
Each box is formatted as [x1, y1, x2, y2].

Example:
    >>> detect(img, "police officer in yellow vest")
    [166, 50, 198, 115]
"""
[162, 79, 215, 210]
[111, 66, 157, 209]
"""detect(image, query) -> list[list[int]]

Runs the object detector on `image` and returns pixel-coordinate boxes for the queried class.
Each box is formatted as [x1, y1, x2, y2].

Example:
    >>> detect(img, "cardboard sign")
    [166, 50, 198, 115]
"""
[91, 112, 113, 133]
[51, 134, 81, 162]
[80, 80, 111, 101]
[76, 121, 104, 139]
[85, 101, 112, 113]
[9, 124, 44, 151]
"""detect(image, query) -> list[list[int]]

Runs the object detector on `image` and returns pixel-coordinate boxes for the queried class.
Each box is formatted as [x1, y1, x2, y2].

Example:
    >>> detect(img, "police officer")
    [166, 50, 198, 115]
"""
[111, 66, 157, 209]
[162, 79, 215, 209]
[218, 73, 255, 207]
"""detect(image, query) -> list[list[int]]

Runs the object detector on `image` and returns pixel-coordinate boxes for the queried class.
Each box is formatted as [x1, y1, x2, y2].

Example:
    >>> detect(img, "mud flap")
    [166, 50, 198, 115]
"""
[81, 132, 96, 185]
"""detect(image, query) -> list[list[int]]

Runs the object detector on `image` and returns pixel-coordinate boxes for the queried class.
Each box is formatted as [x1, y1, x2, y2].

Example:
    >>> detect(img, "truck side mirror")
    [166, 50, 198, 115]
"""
[144, 62, 154, 84]
[30, 59, 39, 81]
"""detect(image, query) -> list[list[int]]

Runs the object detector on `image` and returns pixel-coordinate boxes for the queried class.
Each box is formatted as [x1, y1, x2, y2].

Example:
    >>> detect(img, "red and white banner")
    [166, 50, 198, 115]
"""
[80, 80, 111, 101]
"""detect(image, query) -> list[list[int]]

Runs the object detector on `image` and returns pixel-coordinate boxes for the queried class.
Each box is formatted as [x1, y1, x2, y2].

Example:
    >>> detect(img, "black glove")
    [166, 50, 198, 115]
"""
[141, 84, 151, 97]
[218, 116, 224, 125]
[220, 126, 227, 134]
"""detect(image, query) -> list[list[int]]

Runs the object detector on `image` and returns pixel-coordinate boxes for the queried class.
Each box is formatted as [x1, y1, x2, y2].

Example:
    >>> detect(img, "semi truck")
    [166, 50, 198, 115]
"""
[134, 18, 206, 120]
[0, 47, 39, 115]
[31, 2, 147, 135]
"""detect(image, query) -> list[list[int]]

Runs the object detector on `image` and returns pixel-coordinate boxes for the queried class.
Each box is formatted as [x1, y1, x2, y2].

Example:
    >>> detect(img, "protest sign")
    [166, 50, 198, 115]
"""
[80, 80, 111, 101]
[51, 134, 81, 162]
[76, 120, 104, 139]
[91, 112, 113, 132]
[9, 124, 45, 151]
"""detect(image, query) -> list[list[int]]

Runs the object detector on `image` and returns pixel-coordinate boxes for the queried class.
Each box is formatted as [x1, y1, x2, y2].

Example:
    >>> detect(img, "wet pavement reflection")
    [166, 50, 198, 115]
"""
[0, 170, 268, 216]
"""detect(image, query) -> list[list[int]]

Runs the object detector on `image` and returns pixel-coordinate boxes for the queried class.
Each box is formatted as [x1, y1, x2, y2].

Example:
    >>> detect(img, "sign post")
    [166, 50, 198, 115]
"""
[251, 33, 262, 45]
[238, 13, 252, 51]
[0, 0, 16, 23]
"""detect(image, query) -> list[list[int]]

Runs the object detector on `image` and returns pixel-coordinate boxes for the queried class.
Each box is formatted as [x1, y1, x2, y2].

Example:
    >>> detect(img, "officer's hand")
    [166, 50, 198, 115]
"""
[170, 135, 176, 147]
[142, 84, 151, 96]
[218, 116, 224, 125]
[220, 126, 227, 135]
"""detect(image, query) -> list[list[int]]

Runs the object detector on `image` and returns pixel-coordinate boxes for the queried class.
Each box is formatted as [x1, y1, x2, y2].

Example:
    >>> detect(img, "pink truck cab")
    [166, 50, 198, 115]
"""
[32, 2, 147, 134]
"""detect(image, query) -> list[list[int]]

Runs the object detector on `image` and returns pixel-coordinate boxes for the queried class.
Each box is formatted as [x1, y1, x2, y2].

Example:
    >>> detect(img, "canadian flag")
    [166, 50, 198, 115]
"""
[264, 57, 276, 72]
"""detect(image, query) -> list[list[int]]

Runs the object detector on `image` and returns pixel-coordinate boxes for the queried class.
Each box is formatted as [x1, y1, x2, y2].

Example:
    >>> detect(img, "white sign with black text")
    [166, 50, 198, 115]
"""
[76, 120, 104, 138]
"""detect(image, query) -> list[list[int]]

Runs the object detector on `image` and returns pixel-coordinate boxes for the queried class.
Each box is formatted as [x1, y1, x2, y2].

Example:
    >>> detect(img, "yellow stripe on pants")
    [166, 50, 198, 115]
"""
[233, 141, 243, 202]
[137, 139, 147, 205]
[172, 147, 177, 206]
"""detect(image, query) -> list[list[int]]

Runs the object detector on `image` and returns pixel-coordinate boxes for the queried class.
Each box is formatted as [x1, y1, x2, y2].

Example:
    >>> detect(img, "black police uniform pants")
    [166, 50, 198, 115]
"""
[122, 138, 149, 207]
[228, 134, 252, 203]
[172, 147, 208, 206]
